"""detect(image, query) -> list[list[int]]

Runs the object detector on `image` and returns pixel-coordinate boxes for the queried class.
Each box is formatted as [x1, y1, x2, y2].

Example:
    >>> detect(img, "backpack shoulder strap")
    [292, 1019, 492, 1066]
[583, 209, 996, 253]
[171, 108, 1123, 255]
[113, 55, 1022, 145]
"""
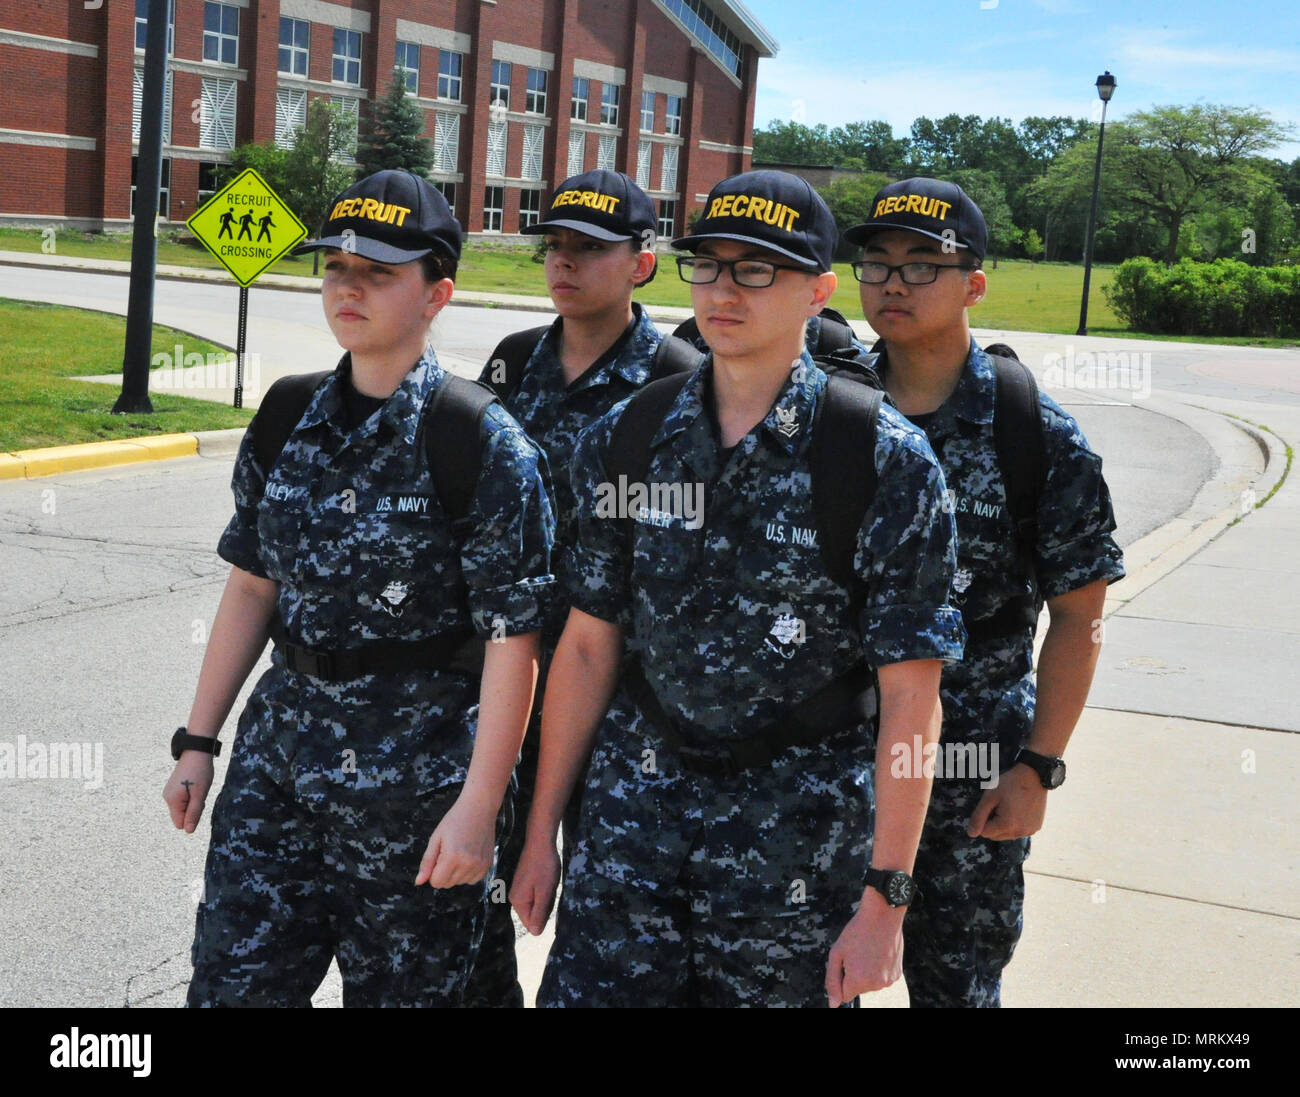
[481, 325, 552, 399]
[603, 371, 693, 488]
[987, 351, 1048, 561]
[252, 370, 333, 476]
[669, 315, 703, 349]
[422, 374, 500, 521]
[811, 306, 856, 355]
[648, 334, 706, 382]
[811, 373, 882, 596]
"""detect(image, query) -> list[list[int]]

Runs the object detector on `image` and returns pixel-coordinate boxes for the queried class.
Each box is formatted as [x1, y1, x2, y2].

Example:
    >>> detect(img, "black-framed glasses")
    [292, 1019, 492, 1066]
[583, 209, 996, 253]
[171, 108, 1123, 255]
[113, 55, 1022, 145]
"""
[851, 260, 974, 285]
[676, 255, 810, 288]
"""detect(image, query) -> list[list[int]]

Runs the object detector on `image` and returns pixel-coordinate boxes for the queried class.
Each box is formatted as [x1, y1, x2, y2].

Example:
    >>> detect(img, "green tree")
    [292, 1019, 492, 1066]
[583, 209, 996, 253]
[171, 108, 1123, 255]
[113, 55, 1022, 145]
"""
[282, 99, 358, 272]
[830, 121, 910, 174]
[948, 169, 1020, 258]
[816, 171, 890, 258]
[752, 120, 839, 165]
[356, 71, 434, 177]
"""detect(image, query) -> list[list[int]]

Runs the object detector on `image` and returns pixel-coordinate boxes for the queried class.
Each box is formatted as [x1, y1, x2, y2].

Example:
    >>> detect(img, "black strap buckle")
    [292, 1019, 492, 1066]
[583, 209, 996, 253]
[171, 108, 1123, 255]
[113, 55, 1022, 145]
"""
[284, 644, 336, 679]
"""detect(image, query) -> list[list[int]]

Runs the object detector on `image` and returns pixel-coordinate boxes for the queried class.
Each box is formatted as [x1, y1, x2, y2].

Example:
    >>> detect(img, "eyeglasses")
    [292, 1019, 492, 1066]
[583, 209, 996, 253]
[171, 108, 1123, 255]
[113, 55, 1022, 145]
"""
[851, 261, 974, 285]
[676, 256, 811, 288]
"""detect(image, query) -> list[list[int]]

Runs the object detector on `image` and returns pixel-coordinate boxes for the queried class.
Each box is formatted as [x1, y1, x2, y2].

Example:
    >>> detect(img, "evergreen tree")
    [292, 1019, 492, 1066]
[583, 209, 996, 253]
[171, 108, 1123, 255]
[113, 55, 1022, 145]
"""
[357, 71, 435, 177]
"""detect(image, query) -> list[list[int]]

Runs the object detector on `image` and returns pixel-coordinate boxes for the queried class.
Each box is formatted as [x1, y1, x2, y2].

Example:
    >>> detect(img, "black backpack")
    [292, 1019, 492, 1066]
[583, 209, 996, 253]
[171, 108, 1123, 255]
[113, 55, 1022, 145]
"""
[671, 305, 858, 358]
[251, 367, 498, 521]
[481, 325, 704, 401]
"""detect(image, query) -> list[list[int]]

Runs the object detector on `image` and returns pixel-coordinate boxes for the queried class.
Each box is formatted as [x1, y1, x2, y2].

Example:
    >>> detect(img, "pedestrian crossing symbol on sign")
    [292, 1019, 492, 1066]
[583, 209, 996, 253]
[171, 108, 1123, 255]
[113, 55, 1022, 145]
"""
[186, 168, 307, 286]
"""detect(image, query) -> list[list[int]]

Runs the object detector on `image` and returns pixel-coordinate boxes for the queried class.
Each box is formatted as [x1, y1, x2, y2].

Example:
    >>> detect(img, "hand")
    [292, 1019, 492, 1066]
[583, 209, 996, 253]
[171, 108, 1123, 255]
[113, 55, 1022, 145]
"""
[824, 890, 906, 1007]
[510, 834, 561, 935]
[967, 764, 1048, 840]
[415, 793, 497, 889]
[163, 753, 215, 834]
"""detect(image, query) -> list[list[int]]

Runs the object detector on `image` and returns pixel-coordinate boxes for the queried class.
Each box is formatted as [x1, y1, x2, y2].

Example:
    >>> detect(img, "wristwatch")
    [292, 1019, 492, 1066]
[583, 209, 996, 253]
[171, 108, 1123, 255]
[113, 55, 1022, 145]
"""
[865, 867, 916, 908]
[171, 726, 223, 762]
[1015, 748, 1066, 789]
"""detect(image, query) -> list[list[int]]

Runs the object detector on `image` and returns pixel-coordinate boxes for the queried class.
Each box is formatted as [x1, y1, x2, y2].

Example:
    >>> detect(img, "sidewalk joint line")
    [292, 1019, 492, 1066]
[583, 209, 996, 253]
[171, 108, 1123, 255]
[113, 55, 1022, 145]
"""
[1084, 703, 1296, 735]
[1026, 869, 1299, 920]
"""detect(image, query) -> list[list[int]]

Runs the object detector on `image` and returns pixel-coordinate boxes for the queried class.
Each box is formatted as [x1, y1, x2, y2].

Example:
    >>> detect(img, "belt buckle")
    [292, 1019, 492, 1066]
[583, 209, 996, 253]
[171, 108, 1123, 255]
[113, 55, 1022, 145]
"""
[680, 744, 740, 780]
[297, 647, 335, 679]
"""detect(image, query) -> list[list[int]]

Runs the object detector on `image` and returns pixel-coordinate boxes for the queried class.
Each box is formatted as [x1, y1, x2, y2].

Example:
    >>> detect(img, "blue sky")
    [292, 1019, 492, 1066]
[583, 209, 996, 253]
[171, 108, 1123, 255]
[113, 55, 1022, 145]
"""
[745, 0, 1300, 162]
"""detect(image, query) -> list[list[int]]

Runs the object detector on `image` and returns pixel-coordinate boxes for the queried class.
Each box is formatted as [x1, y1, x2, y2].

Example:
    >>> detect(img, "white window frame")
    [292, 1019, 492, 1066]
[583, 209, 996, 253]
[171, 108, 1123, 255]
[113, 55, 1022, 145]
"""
[199, 76, 238, 151]
[275, 87, 307, 147]
[434, 180, 457, 210]
[658, 199, 676, 240]
[486, 120, 507, 177]
[600, 83, 620, 126]
[133, 67, 173, 144]
[279, 17, 308, 77]
[659, 143, 679, 192]
[596, 133, 616, 172]
[395, 41, 419, 93]
[203, 2, 239, 67]
[332, 28, 362, 86]
[135, 0, 175, 54]
[483, 185, 504, 232]
[571, 77, 588, 121]
[434, 111, 460, 174]
[519, 188, 542, 229]
[665, 95, 683, 136]
[438, 49, 463, 101]
[522, 124, 544, 181]
[525, 68, 548, 116]
[131, 155, 171, 220]
[641, 90, 655, 133]
[491, 61, 511, 109]
[567, 130, 586, 177]
[636, 139, 651, 188]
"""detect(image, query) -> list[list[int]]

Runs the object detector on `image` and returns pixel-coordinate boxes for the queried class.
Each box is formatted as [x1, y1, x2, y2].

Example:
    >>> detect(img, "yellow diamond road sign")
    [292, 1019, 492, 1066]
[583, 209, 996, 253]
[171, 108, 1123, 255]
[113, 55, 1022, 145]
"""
[187, 168, 307, 287]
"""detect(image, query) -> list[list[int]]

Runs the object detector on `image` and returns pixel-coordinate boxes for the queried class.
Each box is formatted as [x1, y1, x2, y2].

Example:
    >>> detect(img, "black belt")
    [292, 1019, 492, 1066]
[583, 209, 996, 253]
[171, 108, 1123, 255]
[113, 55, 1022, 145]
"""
[963, 596, 1040, 643]
[622, 658, 878, 779]
[269, 617, 485, 681]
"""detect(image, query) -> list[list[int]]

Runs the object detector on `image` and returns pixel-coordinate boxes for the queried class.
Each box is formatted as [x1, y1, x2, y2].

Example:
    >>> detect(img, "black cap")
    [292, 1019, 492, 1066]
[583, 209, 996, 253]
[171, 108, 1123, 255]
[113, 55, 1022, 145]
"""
[522, 170, 659, 245]
[843, 177, 987, 262]
[293, 170, 462, 264]
[673, 170, 837, 272]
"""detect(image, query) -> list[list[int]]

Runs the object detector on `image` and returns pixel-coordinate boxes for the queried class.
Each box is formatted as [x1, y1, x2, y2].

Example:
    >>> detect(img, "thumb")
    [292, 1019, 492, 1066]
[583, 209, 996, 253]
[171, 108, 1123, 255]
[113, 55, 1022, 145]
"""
[183, 785, 206, 834]
[416, 832, 442, 886]
[824, 945, 845, 1009]
[968, 788, 998, 838]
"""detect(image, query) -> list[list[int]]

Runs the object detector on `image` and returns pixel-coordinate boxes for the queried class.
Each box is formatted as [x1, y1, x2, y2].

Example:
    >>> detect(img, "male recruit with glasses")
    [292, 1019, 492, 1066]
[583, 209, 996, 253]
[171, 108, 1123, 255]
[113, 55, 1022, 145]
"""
[511, 170, 964, 1007]
[847, 178, 1125, 1006]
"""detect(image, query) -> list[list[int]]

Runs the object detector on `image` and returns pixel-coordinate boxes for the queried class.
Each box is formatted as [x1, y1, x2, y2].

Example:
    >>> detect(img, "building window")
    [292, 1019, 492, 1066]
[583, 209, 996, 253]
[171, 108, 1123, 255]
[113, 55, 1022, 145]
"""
[636, 140, 651, 188]
[658, 199, 677, 240]
[132, 67, 172, 144]
[278, 17, 308, 76]
[596, 133, 616, 171]
[567, 130, 585, 177]
[641, 91, 655, 132]
[332, 96, 359, 161]
[486, 120, 507, 176]
[520, 189, 542, 229]
[198, 162, 220, 206]
[665, 95, 683, 136]
[199, 77, 237, 150]
[202, 2, 239, 66]
[395, 41, 419, 93]
[571, 77, 588, 121]
[433, 180, 457, 210]
[522, 124, 544, 181]
[600, 83, 619, 126]
[333, 29, 361, 86]
[135, 0, 175, 54]
[660, 143, 679, 191]
[525, 68, 547, 115]
[434, 111, 460, 173]
[275, 88, 307, 146]
[658, 0, 744, 77]
[438, 50, 463, 101]
[483, 185, 504, 232]
[130, 155, 171, 219]
[491, 61, 511, 109]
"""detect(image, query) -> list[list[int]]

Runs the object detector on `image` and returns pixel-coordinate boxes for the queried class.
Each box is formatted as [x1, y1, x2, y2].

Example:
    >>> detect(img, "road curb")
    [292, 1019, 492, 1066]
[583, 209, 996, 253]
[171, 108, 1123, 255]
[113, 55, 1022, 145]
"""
[0, 433, 198, 480]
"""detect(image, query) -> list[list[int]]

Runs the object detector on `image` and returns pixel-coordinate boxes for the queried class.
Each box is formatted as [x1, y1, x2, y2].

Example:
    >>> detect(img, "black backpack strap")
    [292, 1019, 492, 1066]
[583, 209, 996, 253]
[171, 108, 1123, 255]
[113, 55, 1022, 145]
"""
[648, 334, 705, 381]
[811, 373, 882, 604]
[604, 372, 693, 488]
[251, 370, 333, 475]
[480, 325, 552, 399]
[811, 306, 856, 355]
[987, 351, 1047, 562]
[421, 374, 500, 521]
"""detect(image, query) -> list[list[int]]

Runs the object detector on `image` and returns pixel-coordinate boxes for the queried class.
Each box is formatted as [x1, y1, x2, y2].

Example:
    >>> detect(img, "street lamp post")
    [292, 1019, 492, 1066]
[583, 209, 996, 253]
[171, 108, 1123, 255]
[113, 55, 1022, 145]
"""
[1077, 70, 1116, 337]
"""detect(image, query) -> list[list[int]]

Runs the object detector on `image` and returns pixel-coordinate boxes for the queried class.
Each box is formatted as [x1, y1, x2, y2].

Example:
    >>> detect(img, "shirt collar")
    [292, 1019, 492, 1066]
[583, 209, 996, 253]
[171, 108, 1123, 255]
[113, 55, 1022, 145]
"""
[546, 301, 657, 393]
[299, 347, 445, 446]
[872, 337, 995, 427]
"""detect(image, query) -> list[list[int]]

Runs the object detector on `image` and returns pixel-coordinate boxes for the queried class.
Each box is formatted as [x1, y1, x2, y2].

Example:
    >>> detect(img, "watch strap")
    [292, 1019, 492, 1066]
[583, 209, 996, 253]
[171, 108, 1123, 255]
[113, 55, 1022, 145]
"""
[172, 727, 222, 761]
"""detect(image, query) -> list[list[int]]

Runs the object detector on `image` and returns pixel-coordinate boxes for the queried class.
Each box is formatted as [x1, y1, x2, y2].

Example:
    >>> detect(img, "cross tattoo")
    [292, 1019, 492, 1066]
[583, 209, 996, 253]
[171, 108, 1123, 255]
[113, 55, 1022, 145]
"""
[182, 780, 194, 791]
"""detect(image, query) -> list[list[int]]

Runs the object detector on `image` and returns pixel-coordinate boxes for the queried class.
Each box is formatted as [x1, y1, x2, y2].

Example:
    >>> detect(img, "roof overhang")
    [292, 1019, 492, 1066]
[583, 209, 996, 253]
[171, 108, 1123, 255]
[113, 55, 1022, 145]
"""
[717, 1, 779, 58]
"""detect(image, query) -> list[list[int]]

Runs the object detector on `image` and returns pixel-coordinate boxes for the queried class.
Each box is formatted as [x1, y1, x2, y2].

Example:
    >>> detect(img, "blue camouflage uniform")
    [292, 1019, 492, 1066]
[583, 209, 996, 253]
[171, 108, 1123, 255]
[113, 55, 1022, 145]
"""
[873, 340, 1125, 1008]
[188, 348, 555, 1007]
[538, 350, 965, 1007]
[465, 303, 663, 1007]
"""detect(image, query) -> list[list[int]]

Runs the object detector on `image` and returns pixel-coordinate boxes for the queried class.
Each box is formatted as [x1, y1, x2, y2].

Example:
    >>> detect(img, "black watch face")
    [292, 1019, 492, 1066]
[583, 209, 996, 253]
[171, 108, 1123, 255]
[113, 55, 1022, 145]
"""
[886, 874, 915, 906]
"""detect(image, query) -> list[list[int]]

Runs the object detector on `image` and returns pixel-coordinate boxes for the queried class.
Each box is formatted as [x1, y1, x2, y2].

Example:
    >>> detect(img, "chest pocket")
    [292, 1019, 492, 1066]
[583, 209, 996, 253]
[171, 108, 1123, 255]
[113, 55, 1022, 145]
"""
[345, 498, 463, 627]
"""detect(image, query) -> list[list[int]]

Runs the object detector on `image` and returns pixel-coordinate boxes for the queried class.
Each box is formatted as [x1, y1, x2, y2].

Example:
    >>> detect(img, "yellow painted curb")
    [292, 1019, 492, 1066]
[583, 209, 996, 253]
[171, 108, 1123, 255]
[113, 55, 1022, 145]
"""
[0, 434, 198, 480]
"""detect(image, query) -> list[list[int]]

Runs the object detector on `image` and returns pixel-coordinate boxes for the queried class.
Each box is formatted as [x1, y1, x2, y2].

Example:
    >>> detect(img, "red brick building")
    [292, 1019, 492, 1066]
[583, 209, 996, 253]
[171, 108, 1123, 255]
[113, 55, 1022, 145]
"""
[0, 0, 776, 237]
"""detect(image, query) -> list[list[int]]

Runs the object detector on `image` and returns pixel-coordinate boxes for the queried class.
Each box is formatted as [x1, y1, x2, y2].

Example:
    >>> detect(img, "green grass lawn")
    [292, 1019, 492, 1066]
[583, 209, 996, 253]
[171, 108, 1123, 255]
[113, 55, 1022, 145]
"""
[4, 227, 1296, 346]
[0, 298, 254, 451]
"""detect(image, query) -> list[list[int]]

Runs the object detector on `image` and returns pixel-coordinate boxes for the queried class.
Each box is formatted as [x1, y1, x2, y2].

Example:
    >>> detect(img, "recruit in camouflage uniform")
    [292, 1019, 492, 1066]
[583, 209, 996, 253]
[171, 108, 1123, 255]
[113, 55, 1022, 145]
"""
[848, 177, 1125, 1006]
[465, 171, 664, 1008]
[517, 170, 966, 1007]
[174, 170, 556, 1008]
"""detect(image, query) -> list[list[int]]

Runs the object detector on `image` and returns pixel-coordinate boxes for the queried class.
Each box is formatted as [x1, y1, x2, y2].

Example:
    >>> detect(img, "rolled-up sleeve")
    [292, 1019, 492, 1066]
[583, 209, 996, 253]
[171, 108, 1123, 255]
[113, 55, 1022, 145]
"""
[855, 406, 966, 667]
[1034, 396, 1126, 600]
[459, 403, 556, 636]
[563, 402, 633, 628]
[215, 424, 271, 579]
